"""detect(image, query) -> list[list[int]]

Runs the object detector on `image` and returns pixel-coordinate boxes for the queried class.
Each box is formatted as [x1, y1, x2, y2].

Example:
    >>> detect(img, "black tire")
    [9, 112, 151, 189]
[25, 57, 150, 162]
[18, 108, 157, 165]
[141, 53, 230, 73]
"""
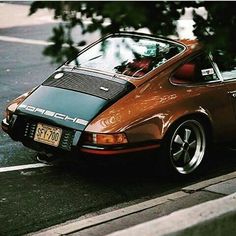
[159, 119, 208, 176]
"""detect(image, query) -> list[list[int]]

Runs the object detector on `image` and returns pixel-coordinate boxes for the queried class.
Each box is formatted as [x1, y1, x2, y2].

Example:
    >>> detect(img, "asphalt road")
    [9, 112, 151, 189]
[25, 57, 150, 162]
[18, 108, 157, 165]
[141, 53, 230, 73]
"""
[1, 22, 236, 236]
[0, 24, 57, 167]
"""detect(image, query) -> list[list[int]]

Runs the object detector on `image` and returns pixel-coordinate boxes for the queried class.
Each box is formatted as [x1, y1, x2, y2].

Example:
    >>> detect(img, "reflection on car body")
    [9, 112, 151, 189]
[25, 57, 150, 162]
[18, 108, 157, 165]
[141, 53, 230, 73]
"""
[2, 32, 236, 176]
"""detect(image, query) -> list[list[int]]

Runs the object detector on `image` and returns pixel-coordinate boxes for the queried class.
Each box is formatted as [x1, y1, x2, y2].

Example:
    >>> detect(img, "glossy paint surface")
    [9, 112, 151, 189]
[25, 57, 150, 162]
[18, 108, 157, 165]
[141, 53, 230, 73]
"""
[85, 39, 236, 144]
[16, 86, 107, 130]
[3, 33, 236, 151]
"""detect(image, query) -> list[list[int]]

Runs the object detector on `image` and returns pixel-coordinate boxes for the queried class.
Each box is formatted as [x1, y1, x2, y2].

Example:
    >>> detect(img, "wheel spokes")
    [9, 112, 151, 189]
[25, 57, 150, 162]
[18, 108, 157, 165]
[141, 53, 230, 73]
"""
[173, 129, 196, 165]
[183, 151, 191, 164]
[173, 148, 184, 161]
[189, 140, 197, 149]
[174, 134, 184, 145]
[170, 120, 206, 174]
[184, 129, 191, 142]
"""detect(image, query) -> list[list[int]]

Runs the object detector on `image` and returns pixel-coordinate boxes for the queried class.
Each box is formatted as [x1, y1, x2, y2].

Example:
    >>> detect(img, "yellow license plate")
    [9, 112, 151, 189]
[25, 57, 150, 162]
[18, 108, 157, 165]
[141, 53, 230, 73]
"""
[34, 123, 62, 147]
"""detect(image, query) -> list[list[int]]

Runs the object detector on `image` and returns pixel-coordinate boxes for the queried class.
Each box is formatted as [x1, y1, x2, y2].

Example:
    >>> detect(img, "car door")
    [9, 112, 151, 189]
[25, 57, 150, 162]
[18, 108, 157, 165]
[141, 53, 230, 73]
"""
[171, 53, 236, 143]
[218, 62, 236, 126]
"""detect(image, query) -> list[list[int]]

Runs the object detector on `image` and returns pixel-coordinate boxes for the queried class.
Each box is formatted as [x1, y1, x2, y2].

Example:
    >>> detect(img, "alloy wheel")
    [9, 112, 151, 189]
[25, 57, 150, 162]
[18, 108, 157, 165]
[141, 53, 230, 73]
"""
[169, 120, 206, 174]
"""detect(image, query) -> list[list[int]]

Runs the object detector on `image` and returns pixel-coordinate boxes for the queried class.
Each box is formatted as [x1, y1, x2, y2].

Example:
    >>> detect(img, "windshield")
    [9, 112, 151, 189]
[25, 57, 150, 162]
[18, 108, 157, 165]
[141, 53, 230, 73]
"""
[69, 35, 185, 78]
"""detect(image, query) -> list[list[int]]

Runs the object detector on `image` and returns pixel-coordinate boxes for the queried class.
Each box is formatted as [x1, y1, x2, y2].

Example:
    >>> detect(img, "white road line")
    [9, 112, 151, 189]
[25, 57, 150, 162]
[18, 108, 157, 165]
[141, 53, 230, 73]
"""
[0, 163, 49, 173]
[0, 35, 84, 49]
[0, 35, 53, 46]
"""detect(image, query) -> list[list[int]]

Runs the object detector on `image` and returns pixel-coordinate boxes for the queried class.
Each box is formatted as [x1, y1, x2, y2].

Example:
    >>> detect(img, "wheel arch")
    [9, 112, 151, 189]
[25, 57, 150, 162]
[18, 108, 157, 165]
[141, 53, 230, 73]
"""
[163, 112, 213, 142]
[158, 112, 212, 176]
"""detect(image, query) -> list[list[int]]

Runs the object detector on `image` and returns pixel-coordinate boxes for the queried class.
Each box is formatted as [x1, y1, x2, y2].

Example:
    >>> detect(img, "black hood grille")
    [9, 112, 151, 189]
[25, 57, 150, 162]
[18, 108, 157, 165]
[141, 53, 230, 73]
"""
[42, 71, 134, 100]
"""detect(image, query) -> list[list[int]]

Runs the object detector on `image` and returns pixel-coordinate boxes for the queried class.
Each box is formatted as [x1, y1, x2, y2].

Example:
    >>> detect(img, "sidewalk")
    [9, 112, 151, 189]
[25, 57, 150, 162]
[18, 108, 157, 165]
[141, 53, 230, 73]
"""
[0, 2, 57, 29]
[31, 171, 236, 236]
[108, 179, 236, 236]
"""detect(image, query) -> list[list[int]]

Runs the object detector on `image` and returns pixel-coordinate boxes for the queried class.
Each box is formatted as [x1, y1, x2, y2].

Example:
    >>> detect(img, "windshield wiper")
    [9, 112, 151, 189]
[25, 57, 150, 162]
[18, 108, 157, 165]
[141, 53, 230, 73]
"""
[88, 54, 102, 61]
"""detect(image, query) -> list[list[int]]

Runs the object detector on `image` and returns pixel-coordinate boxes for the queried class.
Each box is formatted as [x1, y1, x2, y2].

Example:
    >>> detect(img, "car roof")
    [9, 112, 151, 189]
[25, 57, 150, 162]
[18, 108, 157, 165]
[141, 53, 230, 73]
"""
[111, 31, 201, 51]
[178, 39, 200, 49]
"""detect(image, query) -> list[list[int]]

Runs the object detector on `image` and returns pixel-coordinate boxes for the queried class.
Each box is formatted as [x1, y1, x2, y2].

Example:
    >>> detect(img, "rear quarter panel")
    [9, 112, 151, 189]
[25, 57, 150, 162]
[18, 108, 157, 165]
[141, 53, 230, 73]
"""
[85, 66, 236, 144]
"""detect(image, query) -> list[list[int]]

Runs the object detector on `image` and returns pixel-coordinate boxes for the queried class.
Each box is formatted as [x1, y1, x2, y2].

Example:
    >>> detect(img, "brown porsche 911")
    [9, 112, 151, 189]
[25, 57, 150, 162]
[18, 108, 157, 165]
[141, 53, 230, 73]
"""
[2, 32, 236, 176]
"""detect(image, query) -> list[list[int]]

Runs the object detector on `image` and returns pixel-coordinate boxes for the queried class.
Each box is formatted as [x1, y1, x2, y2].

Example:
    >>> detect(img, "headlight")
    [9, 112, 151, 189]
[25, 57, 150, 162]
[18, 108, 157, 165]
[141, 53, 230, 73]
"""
[82, 132, 128, 145]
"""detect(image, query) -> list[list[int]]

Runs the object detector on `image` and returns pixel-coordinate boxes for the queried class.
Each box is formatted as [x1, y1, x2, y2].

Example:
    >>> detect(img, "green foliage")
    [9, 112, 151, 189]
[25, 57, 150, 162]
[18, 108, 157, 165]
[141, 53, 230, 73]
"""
[193, 2, 236, 69]
[30, 1, 236, 67]
[42, 24, 79, 64]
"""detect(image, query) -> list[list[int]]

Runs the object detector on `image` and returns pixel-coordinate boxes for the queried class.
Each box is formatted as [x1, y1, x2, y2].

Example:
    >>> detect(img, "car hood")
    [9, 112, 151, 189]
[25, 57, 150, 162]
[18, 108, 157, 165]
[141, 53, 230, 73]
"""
[15, 70, 134, 130]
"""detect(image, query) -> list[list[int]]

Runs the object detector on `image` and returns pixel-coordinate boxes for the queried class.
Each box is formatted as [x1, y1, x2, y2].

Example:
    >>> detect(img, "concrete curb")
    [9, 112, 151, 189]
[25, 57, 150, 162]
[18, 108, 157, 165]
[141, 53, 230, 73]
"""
[29, 171, 236, 236]
[30, 191, 189, 236]
[107, 192, 236, 236]
[182, 171, 236, 192]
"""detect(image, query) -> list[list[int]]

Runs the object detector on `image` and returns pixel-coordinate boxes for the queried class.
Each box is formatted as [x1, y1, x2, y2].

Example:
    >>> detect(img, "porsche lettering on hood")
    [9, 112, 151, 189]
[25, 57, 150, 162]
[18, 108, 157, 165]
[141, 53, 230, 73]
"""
[15, 73, 134, 130]
[15, 85, 108, 130]
[18, 104, 89, 126]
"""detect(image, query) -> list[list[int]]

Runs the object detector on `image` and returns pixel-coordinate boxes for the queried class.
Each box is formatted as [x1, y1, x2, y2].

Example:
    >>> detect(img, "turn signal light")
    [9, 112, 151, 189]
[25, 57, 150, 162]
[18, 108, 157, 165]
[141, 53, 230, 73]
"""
[4, 91, 32, 122]
[5, 107, 13, 123]
[83, 132, 128, 145]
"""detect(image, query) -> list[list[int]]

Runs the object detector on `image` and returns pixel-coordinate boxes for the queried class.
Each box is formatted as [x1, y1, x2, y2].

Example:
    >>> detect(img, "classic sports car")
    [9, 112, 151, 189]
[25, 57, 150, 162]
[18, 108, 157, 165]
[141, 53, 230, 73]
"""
[2, 32, 236, 176]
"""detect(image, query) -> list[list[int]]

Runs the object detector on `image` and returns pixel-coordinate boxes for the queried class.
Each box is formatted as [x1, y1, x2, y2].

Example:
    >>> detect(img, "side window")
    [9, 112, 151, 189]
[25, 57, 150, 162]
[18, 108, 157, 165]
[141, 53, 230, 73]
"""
[171, 54, 219, 84]
[214, 53, 236, 80]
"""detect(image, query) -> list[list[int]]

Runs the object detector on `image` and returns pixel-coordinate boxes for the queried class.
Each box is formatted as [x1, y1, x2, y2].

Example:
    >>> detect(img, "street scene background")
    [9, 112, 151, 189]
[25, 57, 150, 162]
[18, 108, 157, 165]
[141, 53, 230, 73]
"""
[1, 2, 236, 236]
